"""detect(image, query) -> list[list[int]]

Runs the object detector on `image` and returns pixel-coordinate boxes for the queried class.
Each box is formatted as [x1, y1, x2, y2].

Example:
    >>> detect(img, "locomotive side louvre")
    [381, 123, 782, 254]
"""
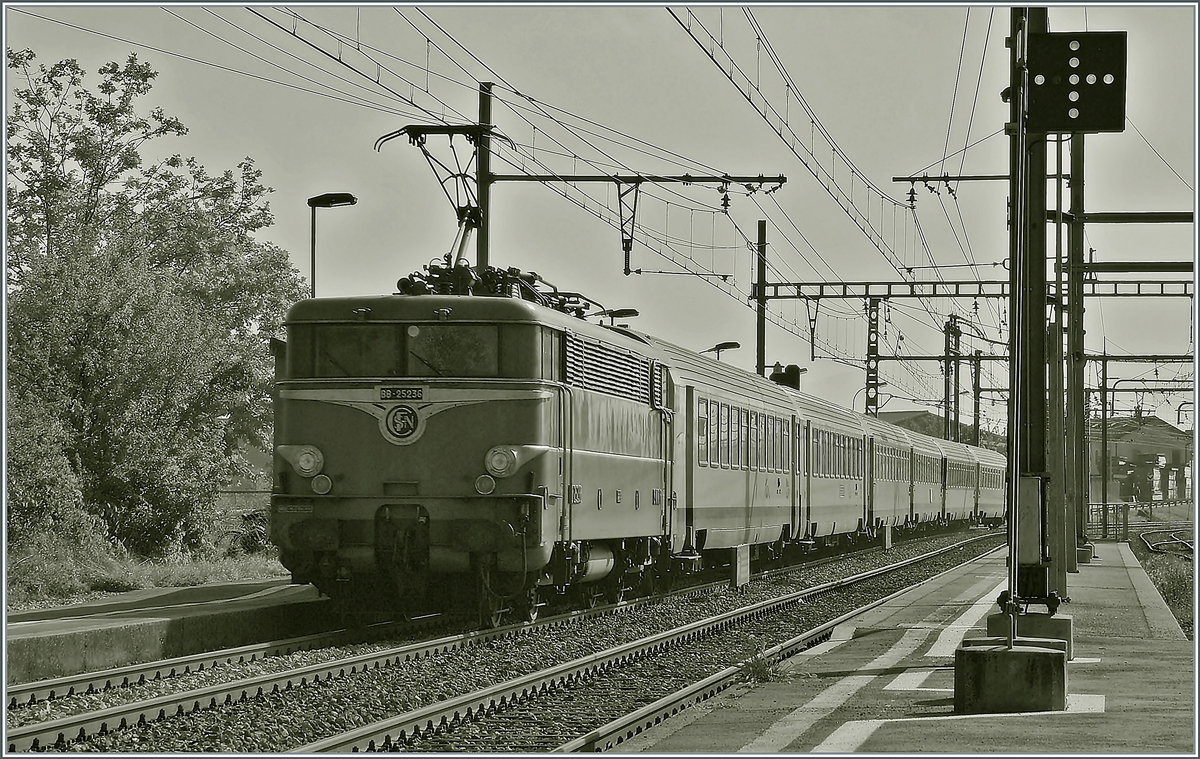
[559, 329, 669, 543]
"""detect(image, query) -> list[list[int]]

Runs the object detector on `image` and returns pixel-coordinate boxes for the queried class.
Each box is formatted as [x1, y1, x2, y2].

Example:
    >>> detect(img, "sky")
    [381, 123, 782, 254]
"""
[5, 3, 1197, 435]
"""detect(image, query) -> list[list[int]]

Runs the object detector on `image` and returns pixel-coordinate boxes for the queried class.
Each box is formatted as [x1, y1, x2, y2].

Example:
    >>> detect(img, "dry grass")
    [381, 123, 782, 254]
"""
[6, 536, 288, 612]
[1128, 534, 1194, 640]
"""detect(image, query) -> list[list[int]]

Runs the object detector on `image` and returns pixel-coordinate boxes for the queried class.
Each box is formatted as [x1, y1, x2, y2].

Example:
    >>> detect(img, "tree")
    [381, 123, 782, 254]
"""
[6, 49, 307, 554]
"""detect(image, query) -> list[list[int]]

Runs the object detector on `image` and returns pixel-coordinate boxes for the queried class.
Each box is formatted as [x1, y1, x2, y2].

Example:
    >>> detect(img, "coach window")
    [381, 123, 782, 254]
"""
[763, 416, 772, 472]
[783, 420, 791, 472]
[764, 418, 772, 472]
[719, 403, 730, 468]
[773, 417, 782, 472]
[757, 414, 766, 470]
[708, 401, 720, 466]
[816, 429, 825, 477]
[777, 418, 785, 472]
[823, 431, 831, 477]
[770, 416, 778, 471]
[749, 413, 758, 470]
[731, 407, 742, 469]
[697, 399, 709, 466]
[776, 418, 785, 472]
[734, 408, 744, 468]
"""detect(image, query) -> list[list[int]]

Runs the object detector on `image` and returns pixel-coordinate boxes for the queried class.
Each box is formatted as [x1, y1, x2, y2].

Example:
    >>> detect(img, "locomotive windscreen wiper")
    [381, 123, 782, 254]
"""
[409, 349, 443, 376]
[319, 347, 353, 377]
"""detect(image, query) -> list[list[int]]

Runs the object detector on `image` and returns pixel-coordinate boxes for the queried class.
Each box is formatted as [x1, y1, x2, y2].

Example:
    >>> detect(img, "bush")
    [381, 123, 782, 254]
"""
[4, 395, 92, 546]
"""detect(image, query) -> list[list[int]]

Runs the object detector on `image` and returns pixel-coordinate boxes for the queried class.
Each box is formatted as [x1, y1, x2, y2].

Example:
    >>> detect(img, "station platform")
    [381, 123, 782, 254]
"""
[6, 580, 330, 684]
[615, 541, 1194, 754]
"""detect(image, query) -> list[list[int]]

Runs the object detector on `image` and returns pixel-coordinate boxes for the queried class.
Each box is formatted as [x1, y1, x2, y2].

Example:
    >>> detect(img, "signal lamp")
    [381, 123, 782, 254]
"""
[312, 474, 332, 495]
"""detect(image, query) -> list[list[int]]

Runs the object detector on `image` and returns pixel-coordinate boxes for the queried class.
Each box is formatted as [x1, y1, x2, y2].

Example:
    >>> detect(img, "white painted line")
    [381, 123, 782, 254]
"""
[925, 580, 1007, 658]
[811, 694, 1106, 752]
[883, 667, 944, 691]
[739, 627, 931, 753]
[811, 719, 886, 752]
[779, 625, 856, 671]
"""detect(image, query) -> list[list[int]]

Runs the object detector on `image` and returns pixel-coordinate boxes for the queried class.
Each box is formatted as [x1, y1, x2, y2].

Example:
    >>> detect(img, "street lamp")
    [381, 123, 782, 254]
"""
[307, 192, 358, 297]
[701, 341, 740, 360]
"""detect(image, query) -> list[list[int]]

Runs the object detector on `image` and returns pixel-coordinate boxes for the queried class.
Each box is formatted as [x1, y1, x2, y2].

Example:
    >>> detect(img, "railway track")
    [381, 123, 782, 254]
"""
[1140, 527, 1195, 561]
[7, 531, 1002, 752]
[6, 530, 890, 712]
[296, 533, 1003, 753]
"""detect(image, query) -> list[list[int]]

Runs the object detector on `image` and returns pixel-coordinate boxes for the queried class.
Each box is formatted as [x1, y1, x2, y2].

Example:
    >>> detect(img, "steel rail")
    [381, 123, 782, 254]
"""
[4, 618, 527, 752]
[294, 533, 1000, 752]
[5, 621, 402, 709]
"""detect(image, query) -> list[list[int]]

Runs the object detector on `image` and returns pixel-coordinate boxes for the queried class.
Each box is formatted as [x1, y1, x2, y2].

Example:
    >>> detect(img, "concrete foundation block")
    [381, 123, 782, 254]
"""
[959, 635, 1068, 656]
[954, 644, 1067, 714]
[987, 612, 1073, 660]
[1077, 545, 1094, 563]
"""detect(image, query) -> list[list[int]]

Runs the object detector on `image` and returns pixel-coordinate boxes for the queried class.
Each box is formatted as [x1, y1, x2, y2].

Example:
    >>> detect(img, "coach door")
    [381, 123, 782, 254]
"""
[865, 436, 875, 532]
[651, 362, 673, 545]
[802, 420, 812, 538]
[790, 415, 801, 540]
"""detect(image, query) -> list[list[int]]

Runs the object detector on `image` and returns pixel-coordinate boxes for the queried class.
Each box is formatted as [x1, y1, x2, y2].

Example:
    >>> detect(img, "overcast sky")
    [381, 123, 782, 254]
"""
[5, 3, 1196, 433]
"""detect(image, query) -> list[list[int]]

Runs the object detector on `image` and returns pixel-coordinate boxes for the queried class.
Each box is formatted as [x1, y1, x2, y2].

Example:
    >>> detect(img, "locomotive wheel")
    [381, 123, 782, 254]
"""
[518, 586, 541, 623]
[479, 591, 506, 628]
[576, 584, 602, 609]
[604, 580, 626, 605]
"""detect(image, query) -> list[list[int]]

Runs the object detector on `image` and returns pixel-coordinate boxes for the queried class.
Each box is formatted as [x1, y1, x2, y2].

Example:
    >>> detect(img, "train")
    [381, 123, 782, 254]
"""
[269, 260, 1006, 626]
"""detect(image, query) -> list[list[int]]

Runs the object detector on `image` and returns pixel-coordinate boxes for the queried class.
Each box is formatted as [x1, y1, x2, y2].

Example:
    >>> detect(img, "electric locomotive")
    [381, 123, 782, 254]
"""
[269, 260, 1005, 626]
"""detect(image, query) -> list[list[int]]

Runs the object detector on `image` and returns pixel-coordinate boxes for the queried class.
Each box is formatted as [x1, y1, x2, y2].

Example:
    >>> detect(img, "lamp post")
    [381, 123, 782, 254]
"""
[307, 192, 358, 298]
[701, 341, 740, 361]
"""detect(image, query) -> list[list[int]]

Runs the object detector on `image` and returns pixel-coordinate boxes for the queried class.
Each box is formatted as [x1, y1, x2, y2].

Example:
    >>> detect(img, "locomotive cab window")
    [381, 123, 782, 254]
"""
[290, 322, 510, 378]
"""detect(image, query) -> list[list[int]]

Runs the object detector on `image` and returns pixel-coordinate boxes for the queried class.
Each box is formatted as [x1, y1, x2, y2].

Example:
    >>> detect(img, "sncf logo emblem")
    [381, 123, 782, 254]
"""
[384, 404, 420, 443]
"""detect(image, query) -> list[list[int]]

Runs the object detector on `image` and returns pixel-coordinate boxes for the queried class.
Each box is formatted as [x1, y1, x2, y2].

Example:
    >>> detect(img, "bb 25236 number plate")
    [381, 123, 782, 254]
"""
[380, 387, 423, 401]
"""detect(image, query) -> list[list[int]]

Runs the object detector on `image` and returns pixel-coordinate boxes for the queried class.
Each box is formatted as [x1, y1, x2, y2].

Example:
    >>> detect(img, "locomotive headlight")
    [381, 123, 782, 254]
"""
[485, 446, 518, 478]
[296, 449, 321, 476]
[278, 444, 325, 477]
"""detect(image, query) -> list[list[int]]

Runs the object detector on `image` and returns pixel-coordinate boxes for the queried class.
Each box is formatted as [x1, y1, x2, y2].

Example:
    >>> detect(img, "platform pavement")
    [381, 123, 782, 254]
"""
[614, 541, 1194, 754]
[5, 580, 331, 684]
